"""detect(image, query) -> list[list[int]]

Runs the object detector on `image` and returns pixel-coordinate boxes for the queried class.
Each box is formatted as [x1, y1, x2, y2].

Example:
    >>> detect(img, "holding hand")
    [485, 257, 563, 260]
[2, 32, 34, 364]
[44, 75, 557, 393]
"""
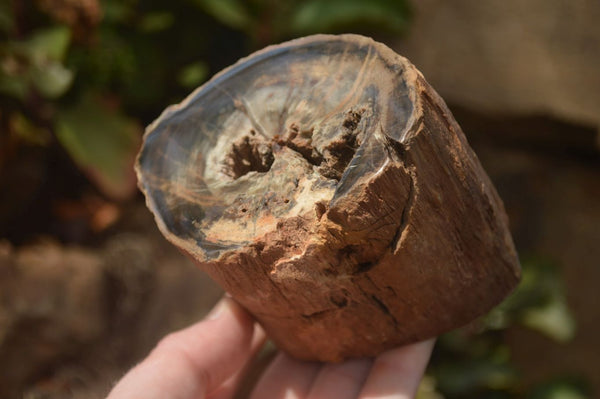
[107, 297, 434, 399]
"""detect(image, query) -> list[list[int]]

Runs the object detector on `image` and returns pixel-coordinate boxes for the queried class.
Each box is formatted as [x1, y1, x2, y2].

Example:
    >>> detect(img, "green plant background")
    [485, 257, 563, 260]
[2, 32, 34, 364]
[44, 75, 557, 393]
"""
[0, 1, 590, 398]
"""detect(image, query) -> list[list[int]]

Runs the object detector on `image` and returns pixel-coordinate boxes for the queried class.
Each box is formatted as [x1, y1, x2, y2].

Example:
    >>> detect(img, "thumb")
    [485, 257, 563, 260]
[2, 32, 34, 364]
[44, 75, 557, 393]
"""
[107, 297, 259, 399]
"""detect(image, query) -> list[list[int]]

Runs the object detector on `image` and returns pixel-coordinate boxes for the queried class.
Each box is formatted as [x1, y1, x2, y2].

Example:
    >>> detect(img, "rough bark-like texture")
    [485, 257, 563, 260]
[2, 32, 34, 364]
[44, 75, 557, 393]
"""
[136, 34, 520, 362]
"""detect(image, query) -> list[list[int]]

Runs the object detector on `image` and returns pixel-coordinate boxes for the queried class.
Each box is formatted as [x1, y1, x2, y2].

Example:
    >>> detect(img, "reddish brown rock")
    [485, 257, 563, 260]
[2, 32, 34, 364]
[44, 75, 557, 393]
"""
[136, 34, 520, 362]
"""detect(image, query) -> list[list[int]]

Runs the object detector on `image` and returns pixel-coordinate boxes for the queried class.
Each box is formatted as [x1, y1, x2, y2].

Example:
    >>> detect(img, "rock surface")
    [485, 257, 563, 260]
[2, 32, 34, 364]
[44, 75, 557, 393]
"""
[137, 34, 520, 361]
[396, 0, 600, 136]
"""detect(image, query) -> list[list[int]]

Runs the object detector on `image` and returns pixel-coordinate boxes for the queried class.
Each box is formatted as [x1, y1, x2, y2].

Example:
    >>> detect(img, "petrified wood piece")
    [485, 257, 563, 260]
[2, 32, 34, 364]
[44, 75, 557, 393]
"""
[136, 34, 521, 362]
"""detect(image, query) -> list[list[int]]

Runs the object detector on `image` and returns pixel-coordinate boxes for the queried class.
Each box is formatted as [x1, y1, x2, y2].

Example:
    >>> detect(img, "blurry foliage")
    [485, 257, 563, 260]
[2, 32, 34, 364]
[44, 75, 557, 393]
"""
[194, 0, 410, 43]
[55, 94, 140, 199]
[487, 258, 576, 342]
[0, 0, 410, 200]
[0, 25, 73, 100]
[418, 258, 590, 399]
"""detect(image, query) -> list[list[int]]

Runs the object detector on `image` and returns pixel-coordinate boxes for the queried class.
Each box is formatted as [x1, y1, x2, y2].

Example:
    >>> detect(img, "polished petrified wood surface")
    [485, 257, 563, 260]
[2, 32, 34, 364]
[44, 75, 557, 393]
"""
[136, 34, 520, 362]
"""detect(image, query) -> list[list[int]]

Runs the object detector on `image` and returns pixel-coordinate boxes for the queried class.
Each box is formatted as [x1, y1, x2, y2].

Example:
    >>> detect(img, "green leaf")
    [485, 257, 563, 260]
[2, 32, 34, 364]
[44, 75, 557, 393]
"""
[0, 26, 73, 100]
[26, 26, 71, 62]
[534, 387, 586, 399]
[192, 0, 253, 30]
[55, 95, 141, 200]
[521, 297, 576, 342]
[138, 12, 175, 33]
[290, 0, 410, 35]
[30, 61, 74, 98]
[434, 358, 518, 395]
[483, 257, 576, 341]
[101, 0, 136, 23]
[177, 61, 208, 88]
[1, 26, 75, 99]
[9, 112, 51, 145]
[529, 378, 591, 399]
[416, 375, 444, 399]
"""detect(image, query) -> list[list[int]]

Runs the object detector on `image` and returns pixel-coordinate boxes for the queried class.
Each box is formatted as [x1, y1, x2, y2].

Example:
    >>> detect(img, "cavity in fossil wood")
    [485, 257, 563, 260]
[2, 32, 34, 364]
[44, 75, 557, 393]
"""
[136, 34, 521, 362]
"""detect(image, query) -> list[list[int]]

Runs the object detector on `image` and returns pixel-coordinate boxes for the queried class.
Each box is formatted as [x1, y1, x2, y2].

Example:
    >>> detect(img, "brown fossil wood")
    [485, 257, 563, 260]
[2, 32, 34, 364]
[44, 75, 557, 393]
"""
[136, 34, 521, 362]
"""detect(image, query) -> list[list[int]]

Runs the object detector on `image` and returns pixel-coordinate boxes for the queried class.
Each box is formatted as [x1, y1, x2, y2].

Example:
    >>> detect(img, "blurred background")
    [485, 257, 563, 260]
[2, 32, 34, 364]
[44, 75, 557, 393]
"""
[0, 0, 598, 398]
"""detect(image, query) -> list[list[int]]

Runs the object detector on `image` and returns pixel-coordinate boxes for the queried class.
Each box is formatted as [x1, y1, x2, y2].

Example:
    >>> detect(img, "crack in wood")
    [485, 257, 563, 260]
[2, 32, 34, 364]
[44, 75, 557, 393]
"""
[371, 294, 399, 330]
[301, 307, 338, 320]
[390, 168, 416, 252]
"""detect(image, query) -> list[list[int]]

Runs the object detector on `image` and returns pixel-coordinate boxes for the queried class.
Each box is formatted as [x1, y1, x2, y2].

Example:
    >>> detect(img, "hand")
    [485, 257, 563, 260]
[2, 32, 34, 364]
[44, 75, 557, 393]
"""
[107, 297, 435, 399]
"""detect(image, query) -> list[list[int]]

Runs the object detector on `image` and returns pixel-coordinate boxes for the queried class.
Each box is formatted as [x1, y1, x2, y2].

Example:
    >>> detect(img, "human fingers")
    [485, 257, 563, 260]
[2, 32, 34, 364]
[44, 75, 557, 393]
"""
[208, 324, 267, 399]
[358, 339, 435, 399]
[305, 358, 373, 399]
[249, 353, 321, 399]
[107, 297, 260, 399]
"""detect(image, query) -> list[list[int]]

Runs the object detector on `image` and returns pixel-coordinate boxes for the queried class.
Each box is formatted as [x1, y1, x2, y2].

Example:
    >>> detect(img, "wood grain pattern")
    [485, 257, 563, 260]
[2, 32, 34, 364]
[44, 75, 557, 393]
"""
[136, 34, 520, 362]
